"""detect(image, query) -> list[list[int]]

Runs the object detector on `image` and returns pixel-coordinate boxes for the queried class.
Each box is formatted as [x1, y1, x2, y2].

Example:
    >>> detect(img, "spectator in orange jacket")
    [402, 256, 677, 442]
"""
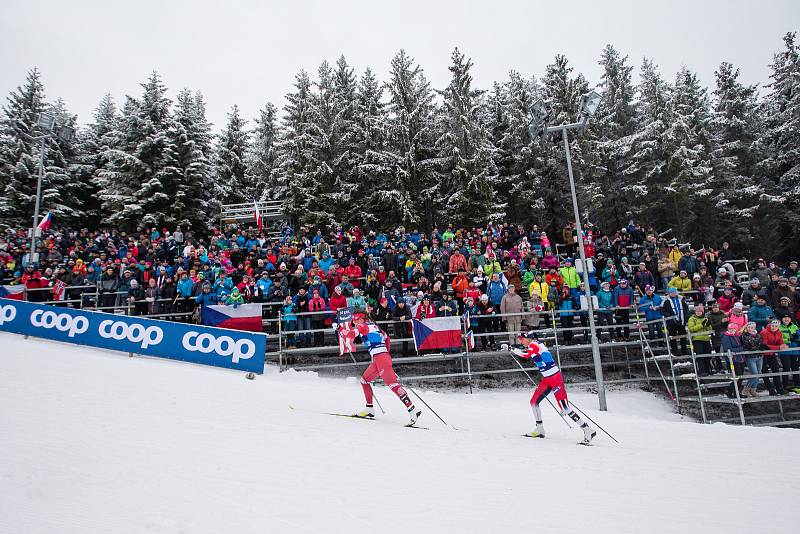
[451, 269, 469, 300]
[448, 250, 468, 273]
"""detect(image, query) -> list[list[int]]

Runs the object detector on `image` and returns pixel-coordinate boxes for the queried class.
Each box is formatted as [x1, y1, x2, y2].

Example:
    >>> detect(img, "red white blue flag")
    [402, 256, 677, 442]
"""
[51, 279, 67, 301]
[0, 285, 26, 300]
[37, 212, 53, 231]
[202, 303, 263, 332]
[412, 316, 462, 351]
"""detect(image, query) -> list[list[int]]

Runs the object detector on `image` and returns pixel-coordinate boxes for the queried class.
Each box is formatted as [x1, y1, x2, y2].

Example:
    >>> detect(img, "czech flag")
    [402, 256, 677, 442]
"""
[466, 330, 475, 350]
[37, 212, 53, 231]
[202, 303, 263, 332]
[0, 285, 26, 300]
[412, 316, 462, 351]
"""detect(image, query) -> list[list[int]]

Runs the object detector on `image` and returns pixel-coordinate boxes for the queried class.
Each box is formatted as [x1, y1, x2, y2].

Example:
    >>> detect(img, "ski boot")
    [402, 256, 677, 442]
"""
[406, 406, 422, 427]
[353, 405, 375, 419]
[579, 425, 597, 445]
[525, 423, 546, 438]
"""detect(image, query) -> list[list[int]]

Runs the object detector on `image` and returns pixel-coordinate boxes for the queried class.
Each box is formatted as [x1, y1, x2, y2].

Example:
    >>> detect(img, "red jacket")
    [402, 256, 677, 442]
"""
[759, 327, 784, 356]
[329, 293, 348, 311]
[344, 265, 362, 286]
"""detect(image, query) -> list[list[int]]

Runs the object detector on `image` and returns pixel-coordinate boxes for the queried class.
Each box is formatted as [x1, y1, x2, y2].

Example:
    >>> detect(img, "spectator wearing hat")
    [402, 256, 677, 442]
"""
[596, 282, 616, 341]
[741, 278, 768, 306]
[662, 287, 690, 355]
[778, 315, 800, 390]
[637, 285, 663, 339]
[739, 322, 764, 397]
[308, 288, 328, 346]
[717, 287, 738, 314]
[720, 322, 746, 395]
[759, 320, 787, 395]
[668, 270, 692, 294]
[559, 258, 581, 298]
[748, 295, 774, 331]
[727, 302, 748, 333]
[771, 277, 793, 309]
[613, 278, 635, 340]
[774, 296, 796, 321]
[688, 304, 714, 374]
[749, 259, 773, 287]
[477, 294, 497, 350]
[633, 262, 655, 295]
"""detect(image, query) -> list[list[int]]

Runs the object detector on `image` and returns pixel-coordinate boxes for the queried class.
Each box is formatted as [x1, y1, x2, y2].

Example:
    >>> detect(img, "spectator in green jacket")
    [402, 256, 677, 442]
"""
[687, 304, 713, 375]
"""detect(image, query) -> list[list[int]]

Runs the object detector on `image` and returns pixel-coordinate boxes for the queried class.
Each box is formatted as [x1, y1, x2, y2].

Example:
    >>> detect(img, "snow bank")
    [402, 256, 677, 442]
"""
[1, 332, 797, 534]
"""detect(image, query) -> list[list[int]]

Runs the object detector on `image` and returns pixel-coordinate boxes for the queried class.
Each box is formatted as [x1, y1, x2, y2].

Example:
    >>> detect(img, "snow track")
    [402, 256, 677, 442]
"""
[1, 332, 797, 534]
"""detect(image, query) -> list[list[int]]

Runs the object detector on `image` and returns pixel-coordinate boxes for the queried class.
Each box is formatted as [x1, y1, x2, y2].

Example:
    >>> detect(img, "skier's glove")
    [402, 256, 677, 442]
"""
[500, 343, 510, 351]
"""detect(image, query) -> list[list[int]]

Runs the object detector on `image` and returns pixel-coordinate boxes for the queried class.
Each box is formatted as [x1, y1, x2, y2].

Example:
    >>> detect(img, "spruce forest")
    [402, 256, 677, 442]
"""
[1, 36, 799, 257]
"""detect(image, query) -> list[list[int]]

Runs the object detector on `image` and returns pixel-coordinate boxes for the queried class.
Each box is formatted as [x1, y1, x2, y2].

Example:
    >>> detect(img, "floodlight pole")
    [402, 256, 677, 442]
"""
[545, 121, 607, 411]
[29, 135, 47, 266]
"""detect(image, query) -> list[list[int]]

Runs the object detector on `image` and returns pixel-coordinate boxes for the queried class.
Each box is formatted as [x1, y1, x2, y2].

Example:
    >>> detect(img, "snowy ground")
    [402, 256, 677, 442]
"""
[1, 332, 798, 534]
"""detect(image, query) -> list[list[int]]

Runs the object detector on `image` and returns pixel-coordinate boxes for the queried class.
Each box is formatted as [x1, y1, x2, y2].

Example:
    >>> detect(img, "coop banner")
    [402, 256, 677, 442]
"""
[0, 298, 266, 374]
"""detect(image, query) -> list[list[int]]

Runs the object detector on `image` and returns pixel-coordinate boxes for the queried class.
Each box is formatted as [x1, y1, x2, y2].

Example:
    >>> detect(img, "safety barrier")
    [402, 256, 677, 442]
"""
[0, 298, 267, 374]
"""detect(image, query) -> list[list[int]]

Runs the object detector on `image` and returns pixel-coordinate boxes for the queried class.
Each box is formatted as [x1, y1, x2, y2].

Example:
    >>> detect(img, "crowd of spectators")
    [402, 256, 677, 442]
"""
[2, 220, 799, 396]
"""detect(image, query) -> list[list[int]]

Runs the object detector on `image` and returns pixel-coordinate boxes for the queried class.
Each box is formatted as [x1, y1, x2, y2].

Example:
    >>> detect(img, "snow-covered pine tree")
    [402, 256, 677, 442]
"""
[158, 89, 214, 230]
[303, 59, 357, 227]
[489, 72, 547, 226]
[757, 32, 800, 257]
[628, 58, 671, 228]
[72, 93, 118, 229]
[383, 50, 438, 229]
[43, 98, 83, 226]
[214, 104, 251, 205]
[246, 102, 279, 201]
[435, 48, 501, 227]
[539, 54, 590, 233]
[350, 68, 394, 228]
[98, 72, 173, 229]
[275, 70, 314, 224]
[660, 66, 713, 242]
[0, 68, 49, 227]
[590, 45, 639, 230]
[707, 61, 763, 248]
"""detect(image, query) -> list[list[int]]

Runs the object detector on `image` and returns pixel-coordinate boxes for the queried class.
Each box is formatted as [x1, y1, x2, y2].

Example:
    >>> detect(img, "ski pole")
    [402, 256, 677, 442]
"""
[402, 382, 455, 429]
[569, 402, 620, 443]
[507, 352, 573, 429]
[370, 382, 386, 415]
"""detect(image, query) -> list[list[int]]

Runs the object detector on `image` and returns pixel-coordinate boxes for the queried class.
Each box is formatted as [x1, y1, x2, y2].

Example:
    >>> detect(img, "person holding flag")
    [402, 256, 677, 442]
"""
[335, 309, 421, 426]
[502, 332, 596, 444]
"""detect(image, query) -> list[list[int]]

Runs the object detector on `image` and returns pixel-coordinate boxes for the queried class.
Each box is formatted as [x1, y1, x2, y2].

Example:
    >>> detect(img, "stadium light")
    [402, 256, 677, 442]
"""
[26, 113, 74, 266]
[527, 89, 608, 411]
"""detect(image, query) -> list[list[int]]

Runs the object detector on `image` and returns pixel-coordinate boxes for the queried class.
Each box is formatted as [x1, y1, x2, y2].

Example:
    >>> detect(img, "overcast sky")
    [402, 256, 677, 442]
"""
[1, 0, 798, 129]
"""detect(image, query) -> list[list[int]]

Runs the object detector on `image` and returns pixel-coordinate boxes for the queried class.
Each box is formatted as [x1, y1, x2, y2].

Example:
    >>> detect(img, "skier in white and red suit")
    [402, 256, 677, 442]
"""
[503, 331, 596, 443]
[341, 311, 421, 425]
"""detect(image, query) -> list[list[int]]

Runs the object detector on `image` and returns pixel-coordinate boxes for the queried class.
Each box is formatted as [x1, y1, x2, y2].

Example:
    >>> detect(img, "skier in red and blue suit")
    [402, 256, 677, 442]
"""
[503, 331, 596, 443]
[343, 311, 421, 425]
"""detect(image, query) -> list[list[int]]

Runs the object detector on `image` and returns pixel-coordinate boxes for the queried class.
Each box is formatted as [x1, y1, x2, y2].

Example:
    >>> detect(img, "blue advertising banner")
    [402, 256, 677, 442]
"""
[0, 298, 266, 374]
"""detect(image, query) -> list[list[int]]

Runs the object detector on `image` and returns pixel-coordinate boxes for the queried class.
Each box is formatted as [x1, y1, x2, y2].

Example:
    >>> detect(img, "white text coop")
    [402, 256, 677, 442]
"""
[98, 320, 164, 349]
[0, 305, 16, 326]
[30, 309, 89, 338]
[182, 332, 256, 363]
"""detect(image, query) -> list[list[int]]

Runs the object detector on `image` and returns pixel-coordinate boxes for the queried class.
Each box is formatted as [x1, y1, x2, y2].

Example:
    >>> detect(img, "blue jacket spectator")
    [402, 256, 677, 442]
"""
[747, 298, 774, 331]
